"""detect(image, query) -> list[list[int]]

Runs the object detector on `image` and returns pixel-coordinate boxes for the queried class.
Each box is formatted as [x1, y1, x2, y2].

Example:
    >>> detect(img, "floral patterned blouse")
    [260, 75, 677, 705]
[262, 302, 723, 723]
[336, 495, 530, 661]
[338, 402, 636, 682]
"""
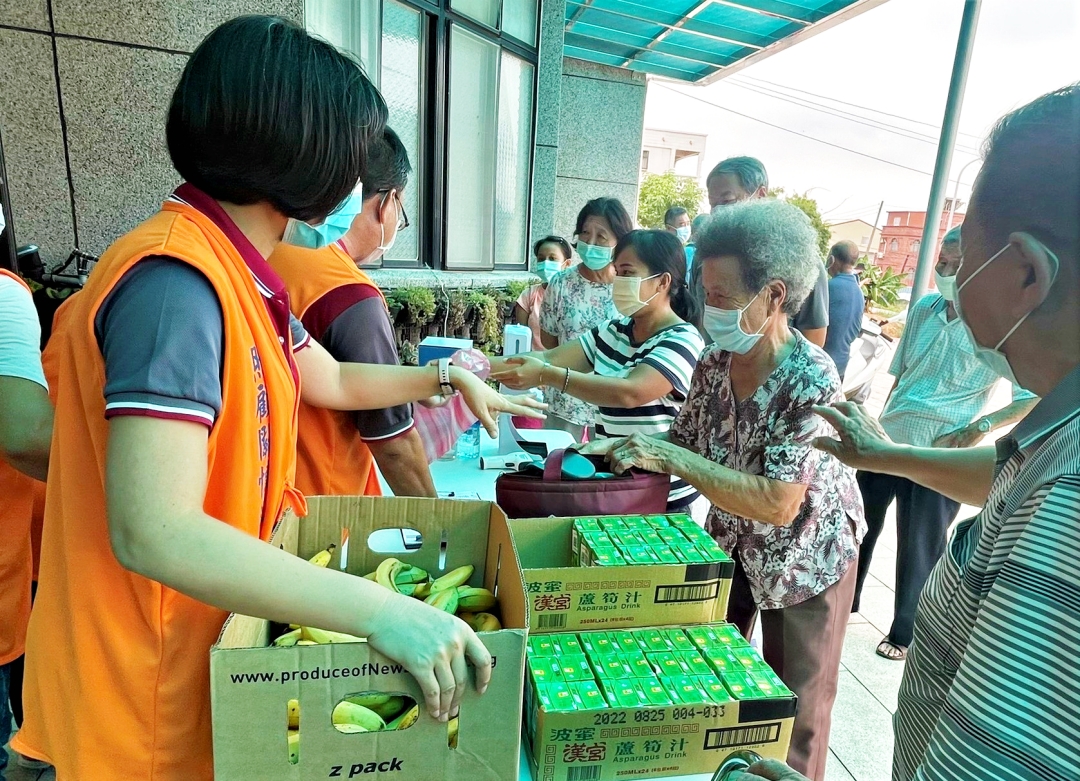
[670, 332, 866, 610]
[539, 265, 618, 427]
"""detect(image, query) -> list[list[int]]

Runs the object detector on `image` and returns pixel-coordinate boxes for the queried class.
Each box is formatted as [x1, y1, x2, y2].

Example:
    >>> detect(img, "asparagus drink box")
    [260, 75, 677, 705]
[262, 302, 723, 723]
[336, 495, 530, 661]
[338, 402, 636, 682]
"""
[524, 624, 796, 781]
[510, 514, 734, 633]
[210, 497, 528, 781]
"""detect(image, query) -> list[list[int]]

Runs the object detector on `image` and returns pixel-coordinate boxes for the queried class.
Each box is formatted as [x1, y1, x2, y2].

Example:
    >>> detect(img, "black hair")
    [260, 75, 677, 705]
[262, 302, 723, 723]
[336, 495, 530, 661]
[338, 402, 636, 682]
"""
[362, 127, 412, 195]
[664, 206, 689, 226]
[167, 15, 387, 222]
[533, 235, 572, 261]
[971, 83, 1080, 266]
[613, 229, 701, 327]
[706, 156, 769, 194]
[829, 240, 860, 266]
[574, 197, 634, 242]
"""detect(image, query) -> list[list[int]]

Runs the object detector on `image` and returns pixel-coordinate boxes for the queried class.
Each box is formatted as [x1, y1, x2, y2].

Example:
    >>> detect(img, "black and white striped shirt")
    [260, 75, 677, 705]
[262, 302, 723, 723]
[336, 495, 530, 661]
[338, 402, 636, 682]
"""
[580, 317, 705, 508]
[893, 364, 1080, 780]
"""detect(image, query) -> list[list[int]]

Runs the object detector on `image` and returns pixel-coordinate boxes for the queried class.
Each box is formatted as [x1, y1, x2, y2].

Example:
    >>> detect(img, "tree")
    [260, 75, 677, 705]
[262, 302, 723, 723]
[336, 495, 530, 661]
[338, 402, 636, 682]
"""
[637, 171, 707, 230]
[769, 187, 832, 260]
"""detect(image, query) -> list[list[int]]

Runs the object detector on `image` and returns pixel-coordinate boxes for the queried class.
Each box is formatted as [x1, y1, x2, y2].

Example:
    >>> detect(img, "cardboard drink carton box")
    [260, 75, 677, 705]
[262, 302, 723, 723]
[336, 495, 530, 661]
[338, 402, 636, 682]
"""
[210, 497, 528, 781]
[508, 516, 732, 634]
[525, 625, 796, 781]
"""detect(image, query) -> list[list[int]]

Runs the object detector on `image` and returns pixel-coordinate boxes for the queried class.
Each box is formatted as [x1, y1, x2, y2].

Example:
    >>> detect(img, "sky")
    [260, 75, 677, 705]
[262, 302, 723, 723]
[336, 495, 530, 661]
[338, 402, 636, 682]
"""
[642, 0, 1079, 228]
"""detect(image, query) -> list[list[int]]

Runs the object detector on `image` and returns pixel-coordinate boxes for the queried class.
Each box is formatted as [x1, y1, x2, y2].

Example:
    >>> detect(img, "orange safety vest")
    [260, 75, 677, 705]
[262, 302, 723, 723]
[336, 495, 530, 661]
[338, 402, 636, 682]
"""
[12, 201, 302, 780]
[269, 242, 386, 497]
[0, 268, 44, 667]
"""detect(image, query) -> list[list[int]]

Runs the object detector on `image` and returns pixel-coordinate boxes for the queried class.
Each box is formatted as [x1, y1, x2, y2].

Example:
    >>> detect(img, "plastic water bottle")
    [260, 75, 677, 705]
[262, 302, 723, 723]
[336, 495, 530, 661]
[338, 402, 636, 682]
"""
[457, 422, 481, 461]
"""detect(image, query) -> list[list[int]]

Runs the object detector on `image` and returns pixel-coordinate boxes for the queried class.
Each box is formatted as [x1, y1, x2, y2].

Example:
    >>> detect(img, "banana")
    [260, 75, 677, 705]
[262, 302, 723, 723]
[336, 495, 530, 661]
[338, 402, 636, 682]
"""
[394, 565, 429, 585]
[332, 701, 386, 733]
[346, 693, 406, 721]
[456, 587, 496, 612]
[375, 558, 405, 592]
[429, 565, 474, 595]
[462, 612, 502, 632]
[287, 729, 300, 764]
[307, 544, 336, 568]
[411, 582, 431, 599]
[297, 640, 317, 646]
[386, 704, 419, 730]
[273, 628, 302, 647]
[300, 626, 366, 644]
[424, 588, 459, 614]
[287, 699, 300, 730]
[363, 571, 377, 581]
[395, 583, 425, 598]
[447, 717, 459, 749]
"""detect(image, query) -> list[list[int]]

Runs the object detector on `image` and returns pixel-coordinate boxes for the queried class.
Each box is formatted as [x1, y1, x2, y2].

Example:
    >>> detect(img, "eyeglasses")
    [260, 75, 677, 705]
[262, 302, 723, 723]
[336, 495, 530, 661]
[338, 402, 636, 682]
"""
[379, 189, 410, 232]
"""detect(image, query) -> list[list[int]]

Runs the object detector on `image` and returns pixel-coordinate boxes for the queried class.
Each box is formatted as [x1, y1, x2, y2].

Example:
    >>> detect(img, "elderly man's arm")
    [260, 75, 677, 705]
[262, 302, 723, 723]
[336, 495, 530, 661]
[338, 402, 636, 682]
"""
[814, 402, 997, 506]
[596, 433, 807, 527]
[933, 394, 1039, 449]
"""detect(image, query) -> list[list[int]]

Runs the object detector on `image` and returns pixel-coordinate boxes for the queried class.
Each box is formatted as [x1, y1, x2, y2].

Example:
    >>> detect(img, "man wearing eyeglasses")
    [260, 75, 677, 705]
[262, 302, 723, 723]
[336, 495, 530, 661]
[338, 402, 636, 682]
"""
[270, 128, 435, 499]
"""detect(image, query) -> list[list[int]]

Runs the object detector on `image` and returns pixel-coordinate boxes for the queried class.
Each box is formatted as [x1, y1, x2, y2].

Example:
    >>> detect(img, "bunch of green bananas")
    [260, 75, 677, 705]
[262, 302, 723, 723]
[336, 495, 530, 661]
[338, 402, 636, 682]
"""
[364, 559, 503, 631]
[331, 693, 420, 734]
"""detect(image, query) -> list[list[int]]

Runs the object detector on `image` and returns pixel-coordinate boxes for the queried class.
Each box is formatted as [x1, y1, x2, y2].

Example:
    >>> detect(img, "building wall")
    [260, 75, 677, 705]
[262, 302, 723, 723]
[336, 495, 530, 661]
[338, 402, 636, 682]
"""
[0, 0, 302, 267]
[528, 0, 564, 248]
[552, 57, 646, 242]
[878, 210, 964, 279]
[828, 219, 878, 259]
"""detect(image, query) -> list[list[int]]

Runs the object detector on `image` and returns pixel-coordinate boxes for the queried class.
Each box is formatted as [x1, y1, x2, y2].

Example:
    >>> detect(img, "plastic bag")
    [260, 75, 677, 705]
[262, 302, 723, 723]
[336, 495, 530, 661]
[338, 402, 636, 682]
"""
[411, 349, 490, 464]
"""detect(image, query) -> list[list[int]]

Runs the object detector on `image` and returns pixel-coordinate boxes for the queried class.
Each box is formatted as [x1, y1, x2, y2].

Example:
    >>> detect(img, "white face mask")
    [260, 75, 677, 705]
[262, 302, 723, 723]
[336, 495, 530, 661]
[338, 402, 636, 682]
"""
[536, 260, 562, 283]
[675, 226, 692, 244]
[954, 239, 1059, 387]
[702, 291, 767, 354]
[934, 270, 958, 302]
[612, 274, 661, 317]
[376, 191, 399, 255]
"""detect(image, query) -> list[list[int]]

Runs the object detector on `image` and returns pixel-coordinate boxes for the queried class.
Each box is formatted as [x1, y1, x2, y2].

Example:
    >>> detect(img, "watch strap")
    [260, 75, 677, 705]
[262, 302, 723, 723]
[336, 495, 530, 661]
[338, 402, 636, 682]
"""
[438, 358, 455, 397]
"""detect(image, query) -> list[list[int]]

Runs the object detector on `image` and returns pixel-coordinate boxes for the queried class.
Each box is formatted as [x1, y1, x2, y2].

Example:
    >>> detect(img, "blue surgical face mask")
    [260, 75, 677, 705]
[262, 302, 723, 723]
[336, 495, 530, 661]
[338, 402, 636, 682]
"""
[282, 184, 364, 249]
[536, 260, 562, 283]
[954, 239, 1059, 387]
[577, 241, 613, 271]
[675, 226, 692, 244]
[702, 291, 767, 354]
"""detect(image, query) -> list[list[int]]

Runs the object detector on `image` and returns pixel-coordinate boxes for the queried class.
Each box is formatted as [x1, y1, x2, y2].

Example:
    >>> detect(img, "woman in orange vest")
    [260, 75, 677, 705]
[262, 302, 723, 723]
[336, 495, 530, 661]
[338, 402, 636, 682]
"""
[11, 16, 541, 780]
[0, 266, 52, 781]
[270, 127, 436, 499]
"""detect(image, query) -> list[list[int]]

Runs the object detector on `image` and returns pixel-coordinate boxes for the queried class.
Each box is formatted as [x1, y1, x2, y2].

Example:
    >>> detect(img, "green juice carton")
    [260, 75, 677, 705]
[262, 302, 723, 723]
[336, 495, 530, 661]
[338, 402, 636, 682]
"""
[678, 651, 715, 677]
[623, 650, 653, 678]
[594, 653, 632, 679]
[608, 630, 639, 654]
[636, 676, 674, 706]
[650, 545, 680, 564]
[598, 517, 628, 532]
[600, 679, 645, 709]
[697, 674, 734, 705]
[663, 628, 697, 653]
[550, 633, 583, 656]
[558, 654, 595, 682]
[581, 632, 614, 657]
[571, 680, 607, 710]
[528, 636, 556, 657]
[646, 651, 684, 678]
[703, 649, 741, 676]
[644, 515, 671, 527]
[730, 645, 765, 670]
[633, 629, 672, 653]
[709, 624, 750, 648]
[684, 626, 718, 650]
[721, 671, 762, 701]
[544, 681, 580, 712]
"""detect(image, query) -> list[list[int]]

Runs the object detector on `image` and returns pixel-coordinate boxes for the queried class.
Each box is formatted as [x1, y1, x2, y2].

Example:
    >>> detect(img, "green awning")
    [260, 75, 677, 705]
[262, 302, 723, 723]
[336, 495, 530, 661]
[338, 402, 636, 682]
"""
[564, 0, 890, 83]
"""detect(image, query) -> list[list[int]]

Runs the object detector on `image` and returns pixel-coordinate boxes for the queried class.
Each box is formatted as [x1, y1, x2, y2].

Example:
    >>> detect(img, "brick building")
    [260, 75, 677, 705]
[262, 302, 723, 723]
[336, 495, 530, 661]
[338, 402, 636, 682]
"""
[877, 199, 964, 281]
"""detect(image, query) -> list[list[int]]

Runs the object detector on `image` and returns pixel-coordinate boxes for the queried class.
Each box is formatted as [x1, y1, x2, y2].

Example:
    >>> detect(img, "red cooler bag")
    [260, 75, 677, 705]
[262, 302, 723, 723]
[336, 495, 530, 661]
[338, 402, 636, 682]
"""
[495, 448, 670, 519]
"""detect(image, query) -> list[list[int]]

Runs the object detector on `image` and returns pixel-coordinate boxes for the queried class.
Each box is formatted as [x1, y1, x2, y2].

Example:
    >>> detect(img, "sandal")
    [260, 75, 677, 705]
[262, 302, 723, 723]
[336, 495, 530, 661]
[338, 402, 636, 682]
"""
[876, 639, 908, 661]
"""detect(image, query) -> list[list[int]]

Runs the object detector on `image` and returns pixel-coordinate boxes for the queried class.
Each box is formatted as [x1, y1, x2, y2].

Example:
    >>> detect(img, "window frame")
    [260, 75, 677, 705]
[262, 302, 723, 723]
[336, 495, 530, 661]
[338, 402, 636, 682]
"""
[382, 0, 541, 271]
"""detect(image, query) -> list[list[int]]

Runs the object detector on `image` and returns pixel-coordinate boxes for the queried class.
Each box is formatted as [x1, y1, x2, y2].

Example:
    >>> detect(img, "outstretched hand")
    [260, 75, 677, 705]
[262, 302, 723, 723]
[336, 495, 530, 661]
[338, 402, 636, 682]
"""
[732, 759, 812, 781]
[489, 355, 546, 391]
[812, 401, 896, 471]
[454, 369, 546, 437]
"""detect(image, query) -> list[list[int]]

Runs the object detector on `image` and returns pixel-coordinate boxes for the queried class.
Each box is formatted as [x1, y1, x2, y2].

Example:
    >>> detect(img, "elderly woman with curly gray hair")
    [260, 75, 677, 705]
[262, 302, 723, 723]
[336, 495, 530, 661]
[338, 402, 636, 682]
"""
[585, 198, 866, 781]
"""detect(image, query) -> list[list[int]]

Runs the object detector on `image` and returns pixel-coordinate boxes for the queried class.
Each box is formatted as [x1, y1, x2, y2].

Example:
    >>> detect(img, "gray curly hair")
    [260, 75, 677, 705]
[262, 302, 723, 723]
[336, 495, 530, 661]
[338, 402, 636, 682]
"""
[694, 199, 821, 316]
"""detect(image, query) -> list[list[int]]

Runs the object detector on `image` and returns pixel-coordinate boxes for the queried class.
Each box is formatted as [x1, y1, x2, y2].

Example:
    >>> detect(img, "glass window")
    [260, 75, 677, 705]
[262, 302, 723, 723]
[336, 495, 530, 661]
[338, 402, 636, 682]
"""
[306, 0, 380, 80]
[911, 239, 921, 253]
[889, 239, 899, 251]
[446, 26, 500, 269]
[451, 0, 499, 28]
[381, 0, 423, 265]
[494, 52, 534, 267]
[502, 0, 538, 45]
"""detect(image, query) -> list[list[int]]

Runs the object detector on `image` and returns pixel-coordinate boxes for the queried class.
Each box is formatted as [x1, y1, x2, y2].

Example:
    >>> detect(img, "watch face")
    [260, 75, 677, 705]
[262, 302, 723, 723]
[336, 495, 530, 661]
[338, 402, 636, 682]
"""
[978, 419, 991, 432]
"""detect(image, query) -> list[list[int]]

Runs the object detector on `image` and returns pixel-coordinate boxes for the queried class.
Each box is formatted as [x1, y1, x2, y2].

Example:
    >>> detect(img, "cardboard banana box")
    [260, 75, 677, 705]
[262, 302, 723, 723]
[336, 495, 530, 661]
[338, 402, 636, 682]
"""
[210, 496, 528, 781]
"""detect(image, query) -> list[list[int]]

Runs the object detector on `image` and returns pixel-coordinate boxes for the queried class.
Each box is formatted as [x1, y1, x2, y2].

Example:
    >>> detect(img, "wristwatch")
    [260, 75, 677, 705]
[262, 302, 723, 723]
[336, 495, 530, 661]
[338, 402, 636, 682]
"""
[975, 416, 992, 434]
[437, 358, 456, 398]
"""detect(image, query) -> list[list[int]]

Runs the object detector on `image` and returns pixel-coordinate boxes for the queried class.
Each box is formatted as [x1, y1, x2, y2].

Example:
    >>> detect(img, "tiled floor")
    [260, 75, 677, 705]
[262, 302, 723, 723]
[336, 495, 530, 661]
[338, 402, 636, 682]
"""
[2, 368, 1008, 781]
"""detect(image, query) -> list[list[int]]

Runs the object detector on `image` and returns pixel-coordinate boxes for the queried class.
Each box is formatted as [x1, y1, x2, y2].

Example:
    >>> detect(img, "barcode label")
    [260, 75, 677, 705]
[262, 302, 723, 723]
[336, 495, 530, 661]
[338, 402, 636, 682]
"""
[704, 722, 782, 750]
[538, 613, 568, 629]
[654, 580, 720, 604]
[566, 766, 601, 781]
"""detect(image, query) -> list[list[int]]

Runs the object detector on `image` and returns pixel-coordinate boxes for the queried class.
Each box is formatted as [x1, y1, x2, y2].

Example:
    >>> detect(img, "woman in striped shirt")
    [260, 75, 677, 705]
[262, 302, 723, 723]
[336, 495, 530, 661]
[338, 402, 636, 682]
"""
[492, 230, 705, 510]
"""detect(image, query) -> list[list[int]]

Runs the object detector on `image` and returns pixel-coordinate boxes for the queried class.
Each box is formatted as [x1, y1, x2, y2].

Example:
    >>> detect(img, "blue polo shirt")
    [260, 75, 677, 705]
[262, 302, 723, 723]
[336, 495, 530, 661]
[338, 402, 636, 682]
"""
[823, 271, 864, 378]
